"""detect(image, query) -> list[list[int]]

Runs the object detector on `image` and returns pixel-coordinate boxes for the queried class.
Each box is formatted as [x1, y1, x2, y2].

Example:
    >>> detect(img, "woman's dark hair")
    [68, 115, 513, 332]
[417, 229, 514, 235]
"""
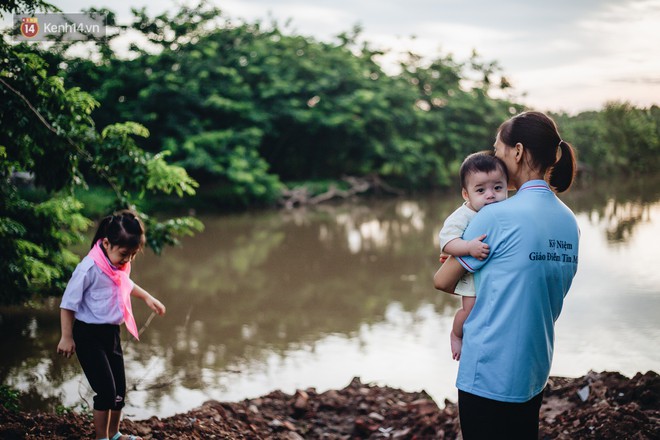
[91, 209, 146, 250]
[498, 111, 577, 193]
[459, 150, 509, 189]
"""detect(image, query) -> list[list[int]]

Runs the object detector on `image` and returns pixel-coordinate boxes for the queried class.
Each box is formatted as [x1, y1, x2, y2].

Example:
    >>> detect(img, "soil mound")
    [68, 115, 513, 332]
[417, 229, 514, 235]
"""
[1, 370, 658, 439]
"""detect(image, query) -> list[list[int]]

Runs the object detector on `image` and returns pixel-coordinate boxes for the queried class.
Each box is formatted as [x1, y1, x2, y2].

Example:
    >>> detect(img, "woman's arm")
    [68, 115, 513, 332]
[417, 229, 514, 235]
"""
[433, 256, 467, 293]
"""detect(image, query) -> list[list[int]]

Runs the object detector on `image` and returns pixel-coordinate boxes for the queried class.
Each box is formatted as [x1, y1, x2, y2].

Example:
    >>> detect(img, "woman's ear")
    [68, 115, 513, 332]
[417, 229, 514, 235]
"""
[514, 142, 524, 163]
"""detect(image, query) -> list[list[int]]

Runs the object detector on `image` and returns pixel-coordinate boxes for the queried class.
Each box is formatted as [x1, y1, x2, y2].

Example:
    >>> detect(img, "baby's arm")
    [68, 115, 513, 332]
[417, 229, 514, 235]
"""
[443, 233, 489, 260]
[132, 284, 166, 316]
[57, 309, 76, 358]
[450, 296, 476, 361]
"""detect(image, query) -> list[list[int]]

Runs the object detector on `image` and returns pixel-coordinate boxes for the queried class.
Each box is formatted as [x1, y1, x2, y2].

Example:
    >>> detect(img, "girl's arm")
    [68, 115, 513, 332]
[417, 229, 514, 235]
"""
[132, 283, 166, 315]
[57, 309, 76, 358]
[433, 256, 467, 293]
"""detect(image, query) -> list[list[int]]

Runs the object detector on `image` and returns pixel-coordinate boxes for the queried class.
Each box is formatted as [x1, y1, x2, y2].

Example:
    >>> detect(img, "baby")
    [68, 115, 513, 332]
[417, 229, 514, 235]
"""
[438, 151, 508, 360]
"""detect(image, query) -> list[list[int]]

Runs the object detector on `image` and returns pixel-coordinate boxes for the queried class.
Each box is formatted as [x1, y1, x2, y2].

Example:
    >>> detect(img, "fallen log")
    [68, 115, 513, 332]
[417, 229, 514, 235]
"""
[279, 175, 404, 209]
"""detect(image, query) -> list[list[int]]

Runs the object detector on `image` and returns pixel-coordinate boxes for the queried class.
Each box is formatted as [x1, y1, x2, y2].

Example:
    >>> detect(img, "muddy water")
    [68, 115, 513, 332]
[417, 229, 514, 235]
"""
[2, 175, 659, 419]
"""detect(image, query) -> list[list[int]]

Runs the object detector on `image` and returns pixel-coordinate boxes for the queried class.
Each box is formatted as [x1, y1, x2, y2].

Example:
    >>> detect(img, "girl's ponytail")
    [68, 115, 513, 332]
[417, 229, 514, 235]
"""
[549, 140, 577, 193]
[90, 215, 114, 248]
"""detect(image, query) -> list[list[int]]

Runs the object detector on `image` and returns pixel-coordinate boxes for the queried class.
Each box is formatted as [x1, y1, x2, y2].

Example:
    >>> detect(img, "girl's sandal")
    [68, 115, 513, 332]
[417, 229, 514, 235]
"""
[110, 433, 141, 440]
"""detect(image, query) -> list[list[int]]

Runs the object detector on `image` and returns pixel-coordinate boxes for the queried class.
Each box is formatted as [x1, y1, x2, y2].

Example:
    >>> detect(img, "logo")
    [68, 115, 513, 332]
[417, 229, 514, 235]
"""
[14, 13, 106, 42]
[20, 17, 40, 39]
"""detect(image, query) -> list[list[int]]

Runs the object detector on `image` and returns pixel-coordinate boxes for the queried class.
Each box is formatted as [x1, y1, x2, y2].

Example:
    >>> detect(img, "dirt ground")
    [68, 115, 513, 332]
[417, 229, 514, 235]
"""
[1, 370, 658, 439]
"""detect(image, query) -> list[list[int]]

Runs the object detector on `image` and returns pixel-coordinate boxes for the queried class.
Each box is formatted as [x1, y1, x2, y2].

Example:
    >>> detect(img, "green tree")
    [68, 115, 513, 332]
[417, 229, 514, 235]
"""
[0, 0, 203, 304]
[59, 4, 283, 204]
[57, 3, 520, 196]
[38, 2, 659, 205]
[602, 101, 659, 174]
[553, 102, 660, 176]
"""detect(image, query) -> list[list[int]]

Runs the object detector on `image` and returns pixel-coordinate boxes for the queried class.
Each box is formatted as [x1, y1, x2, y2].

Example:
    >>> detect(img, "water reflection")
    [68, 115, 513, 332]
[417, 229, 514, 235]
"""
[598, 200, 651, 242]
[2, 175, 659, 418]
[562, 173, 660, 243]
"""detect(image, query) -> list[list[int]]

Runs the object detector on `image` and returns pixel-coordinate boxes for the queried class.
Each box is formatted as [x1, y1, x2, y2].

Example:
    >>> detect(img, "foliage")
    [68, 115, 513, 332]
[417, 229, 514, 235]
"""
[54, 1, 519, 198]
[0, 385, 20, 412]
[55, 402, 91, 416]
[552, 102, 660, 175]
[2, 1, 657, 305]
[601, 102, 659, 173]
[56, 0, 660, 193]
[168, 128, 283, 203]
[0, 0, 203, 305]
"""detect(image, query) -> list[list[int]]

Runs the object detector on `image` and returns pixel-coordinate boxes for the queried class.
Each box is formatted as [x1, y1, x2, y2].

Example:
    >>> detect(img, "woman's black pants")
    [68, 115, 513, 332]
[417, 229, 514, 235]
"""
[458, 389, 544, 439]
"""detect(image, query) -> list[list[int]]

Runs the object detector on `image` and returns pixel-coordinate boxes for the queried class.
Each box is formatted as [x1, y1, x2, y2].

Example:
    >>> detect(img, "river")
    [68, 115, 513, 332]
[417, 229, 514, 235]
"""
[1, 175, 659, 419]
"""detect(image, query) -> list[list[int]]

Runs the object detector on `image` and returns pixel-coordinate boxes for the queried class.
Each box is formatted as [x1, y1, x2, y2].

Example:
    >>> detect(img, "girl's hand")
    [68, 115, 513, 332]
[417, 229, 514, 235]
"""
[57, 337, 76, 358]
[132, 284, 166, 316]
[146, 296, 166, 316]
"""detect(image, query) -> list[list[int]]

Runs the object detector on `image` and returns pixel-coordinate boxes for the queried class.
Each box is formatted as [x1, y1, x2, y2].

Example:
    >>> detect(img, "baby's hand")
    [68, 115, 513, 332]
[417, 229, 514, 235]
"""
[468, 234, 489, 260]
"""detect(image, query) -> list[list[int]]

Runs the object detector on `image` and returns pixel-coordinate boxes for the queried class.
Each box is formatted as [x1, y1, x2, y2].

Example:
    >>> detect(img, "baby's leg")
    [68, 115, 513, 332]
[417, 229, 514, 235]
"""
[450, 296, 475, 361]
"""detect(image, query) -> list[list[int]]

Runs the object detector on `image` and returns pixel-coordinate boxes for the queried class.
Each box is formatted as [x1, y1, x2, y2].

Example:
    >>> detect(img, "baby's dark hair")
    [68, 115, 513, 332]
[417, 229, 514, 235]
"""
[459, 151, 509, 189]
[91, 209, 146, 251]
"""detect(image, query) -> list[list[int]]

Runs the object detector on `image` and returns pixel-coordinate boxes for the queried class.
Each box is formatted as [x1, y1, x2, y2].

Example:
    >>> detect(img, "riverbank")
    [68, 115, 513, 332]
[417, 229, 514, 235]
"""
[1, 370, 658, 439]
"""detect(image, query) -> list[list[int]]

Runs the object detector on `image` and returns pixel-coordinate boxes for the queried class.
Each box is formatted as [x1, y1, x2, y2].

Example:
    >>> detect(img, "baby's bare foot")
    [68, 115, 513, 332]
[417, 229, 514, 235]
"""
[450, 331, 463, 361]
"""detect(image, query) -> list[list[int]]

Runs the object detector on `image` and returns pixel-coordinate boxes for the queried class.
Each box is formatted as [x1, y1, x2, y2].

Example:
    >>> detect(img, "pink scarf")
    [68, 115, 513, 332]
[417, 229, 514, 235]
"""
[88, 240, 139, 340]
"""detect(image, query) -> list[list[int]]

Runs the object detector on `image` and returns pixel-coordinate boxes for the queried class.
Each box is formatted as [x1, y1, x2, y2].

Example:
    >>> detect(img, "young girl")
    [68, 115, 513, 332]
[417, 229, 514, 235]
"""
[57, 210, 166, 440]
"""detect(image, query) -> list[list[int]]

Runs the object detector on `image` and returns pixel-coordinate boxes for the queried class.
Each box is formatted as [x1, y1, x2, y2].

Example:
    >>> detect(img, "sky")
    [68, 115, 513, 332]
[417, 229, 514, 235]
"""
[9, 0, 660, 114]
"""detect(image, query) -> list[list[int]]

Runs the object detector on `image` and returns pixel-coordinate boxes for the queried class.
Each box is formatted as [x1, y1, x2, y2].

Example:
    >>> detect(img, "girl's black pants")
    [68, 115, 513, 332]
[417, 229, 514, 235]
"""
[73, 320, 126, 411]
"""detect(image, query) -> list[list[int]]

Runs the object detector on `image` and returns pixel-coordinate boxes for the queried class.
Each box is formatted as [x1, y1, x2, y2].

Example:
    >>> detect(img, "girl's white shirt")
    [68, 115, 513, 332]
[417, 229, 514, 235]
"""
[60, 255, 134, 325]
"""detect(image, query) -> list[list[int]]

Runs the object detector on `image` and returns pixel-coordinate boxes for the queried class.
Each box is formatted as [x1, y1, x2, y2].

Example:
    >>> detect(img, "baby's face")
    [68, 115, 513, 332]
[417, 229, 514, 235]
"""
[462, 170, 508, 211]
